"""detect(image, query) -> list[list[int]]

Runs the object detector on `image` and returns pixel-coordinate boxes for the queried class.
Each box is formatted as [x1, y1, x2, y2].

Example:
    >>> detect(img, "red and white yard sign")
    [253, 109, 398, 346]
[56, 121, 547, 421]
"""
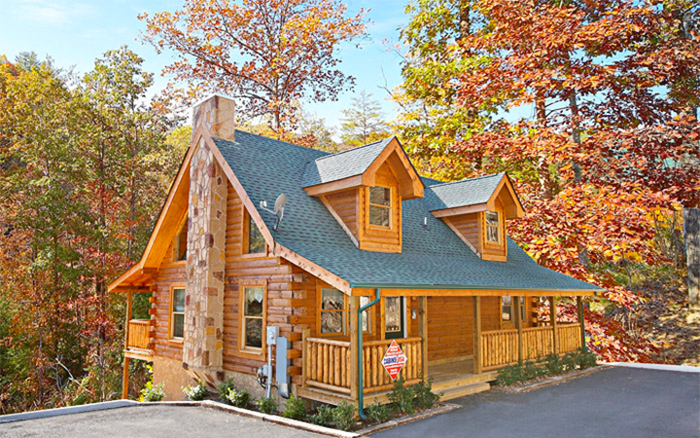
[381, 340, 407, 381]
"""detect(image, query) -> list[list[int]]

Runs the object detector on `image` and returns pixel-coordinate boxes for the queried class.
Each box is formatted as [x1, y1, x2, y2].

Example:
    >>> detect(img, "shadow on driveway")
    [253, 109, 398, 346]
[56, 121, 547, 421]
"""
[373, 367, 700, 438]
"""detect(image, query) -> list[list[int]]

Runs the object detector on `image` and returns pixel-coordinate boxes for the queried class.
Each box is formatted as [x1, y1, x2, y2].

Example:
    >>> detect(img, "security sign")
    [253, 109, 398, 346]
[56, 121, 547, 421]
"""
[381, 340, 407, 381]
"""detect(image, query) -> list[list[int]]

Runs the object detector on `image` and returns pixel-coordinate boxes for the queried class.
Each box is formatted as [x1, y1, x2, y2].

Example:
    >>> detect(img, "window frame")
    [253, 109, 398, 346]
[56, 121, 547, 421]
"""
[315, 284, 372, 337]
[238, 282, 267, 358]
[169, 285, 186, 342]
[242, 209, 267, 257]
[367, 185, 392, 229]
[485, 210, 501, 245]
[172, 213, 188, 263]
[500, 296, 526, 329]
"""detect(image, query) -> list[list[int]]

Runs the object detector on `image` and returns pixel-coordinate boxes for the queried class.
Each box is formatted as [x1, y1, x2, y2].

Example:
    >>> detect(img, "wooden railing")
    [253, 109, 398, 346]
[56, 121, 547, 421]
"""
[557, 324, 583, 354]
[126, 319, 151, 350]
[482, 323, 582, 370]
[304, 336, 423, 395]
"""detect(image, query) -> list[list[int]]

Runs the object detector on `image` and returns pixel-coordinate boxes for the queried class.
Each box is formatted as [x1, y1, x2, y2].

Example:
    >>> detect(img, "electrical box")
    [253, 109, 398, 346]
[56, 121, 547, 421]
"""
[276, 336, 290, 398]
[266, 326, 279, 345]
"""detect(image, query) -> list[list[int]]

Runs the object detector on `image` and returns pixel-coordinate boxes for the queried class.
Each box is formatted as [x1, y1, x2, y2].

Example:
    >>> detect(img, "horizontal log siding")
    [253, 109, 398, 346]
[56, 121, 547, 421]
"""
[222, 183, 314, 384]
[151, 250, 187, 361]
[326, 189, 358, 240]
[427, 296, 500, 361]
[449, 213, 480, 252]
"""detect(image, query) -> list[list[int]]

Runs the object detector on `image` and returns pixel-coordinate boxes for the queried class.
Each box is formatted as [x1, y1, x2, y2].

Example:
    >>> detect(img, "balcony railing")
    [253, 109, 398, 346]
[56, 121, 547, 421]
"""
[126, 319, 151, 351]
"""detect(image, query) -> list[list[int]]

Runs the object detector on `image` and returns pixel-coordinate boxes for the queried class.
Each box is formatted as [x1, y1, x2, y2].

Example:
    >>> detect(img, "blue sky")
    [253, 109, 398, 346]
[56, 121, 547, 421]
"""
[0, 0, 410, 132]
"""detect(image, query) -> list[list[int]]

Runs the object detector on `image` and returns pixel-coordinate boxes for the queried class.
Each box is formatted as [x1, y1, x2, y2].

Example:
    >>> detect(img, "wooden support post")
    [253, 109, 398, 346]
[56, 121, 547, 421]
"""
[417, 296, 428, 380]
[122, 291, 133, 399]
[302, 329, 310, 387]
[549, 296, 558, 355]
[473, 296, 482, 374]
[514, 296, 524, 362]
[577, 296, 586, 349]
[349, 296, 360, 402]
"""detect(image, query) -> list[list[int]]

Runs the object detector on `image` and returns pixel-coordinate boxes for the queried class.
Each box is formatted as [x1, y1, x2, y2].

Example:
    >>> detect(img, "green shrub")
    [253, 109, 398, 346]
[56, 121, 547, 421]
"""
[140, 381, 165, 402]
[182, 380, 209, 401]
[561, 353, 577, 373]
[281, 395, 307, 421]
[256, 396, 278, 414]
[413, 378, 441, 410]
[544, 354, 564, 376]
[218, 378, 236, 399]
[522, 360, 542, 380]
[309, 404, 335, 427]
[333, 401, 356, 431]
[366, 398, 391, 424]
[388, 377, 415, 415]
[577, 347, 598, 369]
[222, 388, 251, 408]
[495, 362, 523, 386]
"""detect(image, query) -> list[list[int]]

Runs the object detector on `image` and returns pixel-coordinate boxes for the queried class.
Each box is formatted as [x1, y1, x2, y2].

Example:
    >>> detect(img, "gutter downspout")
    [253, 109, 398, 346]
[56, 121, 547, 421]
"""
[357, 288, 381, 419]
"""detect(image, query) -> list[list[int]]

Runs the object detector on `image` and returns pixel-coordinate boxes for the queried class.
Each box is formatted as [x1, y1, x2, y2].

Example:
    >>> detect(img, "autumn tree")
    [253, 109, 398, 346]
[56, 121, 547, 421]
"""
[397, 0, 700, 361]
[340, 90, 391, 148]
[139, 0, 366, 137]
[0, 49, 180, 413]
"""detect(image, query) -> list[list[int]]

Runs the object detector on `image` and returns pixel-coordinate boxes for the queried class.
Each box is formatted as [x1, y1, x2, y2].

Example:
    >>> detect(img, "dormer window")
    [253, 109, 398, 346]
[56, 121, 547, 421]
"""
[485, 211, 501, 244]
[369, 186, 391, 228]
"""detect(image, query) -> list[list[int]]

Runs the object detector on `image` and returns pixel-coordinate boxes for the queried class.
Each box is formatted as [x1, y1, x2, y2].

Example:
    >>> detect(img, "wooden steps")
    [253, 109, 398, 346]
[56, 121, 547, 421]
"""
[432, 371, 497, 401]
[439, 382, 491, 401]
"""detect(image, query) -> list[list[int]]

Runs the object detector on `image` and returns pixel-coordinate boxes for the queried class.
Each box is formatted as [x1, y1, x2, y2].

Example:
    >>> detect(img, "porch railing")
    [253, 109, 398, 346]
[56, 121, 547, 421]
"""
[126, 319, 151, 350]
[304, 336, 423, 395]
[482, 323, 582, 370]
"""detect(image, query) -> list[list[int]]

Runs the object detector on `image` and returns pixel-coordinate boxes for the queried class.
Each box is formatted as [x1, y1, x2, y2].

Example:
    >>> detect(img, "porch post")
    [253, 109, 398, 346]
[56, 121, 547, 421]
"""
[577, 296, 586, 349]
[122, 290, 133, 399]
[349, 296, 360, 402]
[472, 296, 482, 374]
[514, 296, 524, 362]
[418, 296, 428, 380]
[549, 296, 558, 355]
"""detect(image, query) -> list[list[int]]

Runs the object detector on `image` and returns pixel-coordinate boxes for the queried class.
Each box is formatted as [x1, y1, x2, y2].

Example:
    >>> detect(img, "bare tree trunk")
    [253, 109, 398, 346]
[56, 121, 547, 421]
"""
[683, 208, 700, 309]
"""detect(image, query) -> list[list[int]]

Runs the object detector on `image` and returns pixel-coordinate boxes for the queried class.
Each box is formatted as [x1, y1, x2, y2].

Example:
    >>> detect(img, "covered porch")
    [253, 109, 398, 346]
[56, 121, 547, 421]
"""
[298, 293, 588, 405]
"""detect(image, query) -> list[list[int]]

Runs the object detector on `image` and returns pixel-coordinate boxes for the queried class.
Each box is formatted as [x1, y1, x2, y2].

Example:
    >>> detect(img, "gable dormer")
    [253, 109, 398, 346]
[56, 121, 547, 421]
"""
[302, 137, 423, 253]
[425, 173, 524, 262]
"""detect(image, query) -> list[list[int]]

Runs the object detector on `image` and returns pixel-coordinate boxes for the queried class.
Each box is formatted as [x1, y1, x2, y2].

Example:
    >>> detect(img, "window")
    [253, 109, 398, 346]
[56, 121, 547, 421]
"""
[174, 217, 188, 261]
[246, 214, 265, 254]
[369, 186, 391, 227]
[501, 296, 526, 325]
[320, 288, 345, 334]
[318, 288, 370, 335]
[501, 296, 512, 322]
[170, 287, 185, 340]
[241, 286, 265, 350]
[485, 211, 500, 243]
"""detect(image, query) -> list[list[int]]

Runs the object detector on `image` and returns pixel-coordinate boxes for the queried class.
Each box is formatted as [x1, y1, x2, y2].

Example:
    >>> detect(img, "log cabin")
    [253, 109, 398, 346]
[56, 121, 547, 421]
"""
[109, 95, 601, 408]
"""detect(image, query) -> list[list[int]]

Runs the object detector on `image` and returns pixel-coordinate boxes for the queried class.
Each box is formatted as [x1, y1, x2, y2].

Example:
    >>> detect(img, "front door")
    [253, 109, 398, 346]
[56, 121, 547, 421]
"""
[384, 296, 405, 339]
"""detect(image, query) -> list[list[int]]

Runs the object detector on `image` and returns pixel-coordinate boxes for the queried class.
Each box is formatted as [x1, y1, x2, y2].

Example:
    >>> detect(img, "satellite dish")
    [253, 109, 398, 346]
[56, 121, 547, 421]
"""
[259, 193, 287, 232]
[274, 194, 287, 216]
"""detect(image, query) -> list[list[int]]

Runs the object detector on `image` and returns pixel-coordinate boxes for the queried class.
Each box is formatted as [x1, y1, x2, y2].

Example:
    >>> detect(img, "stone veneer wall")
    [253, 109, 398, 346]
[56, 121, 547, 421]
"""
[183, 136, 228, 384]
[192, 95, 236, 141]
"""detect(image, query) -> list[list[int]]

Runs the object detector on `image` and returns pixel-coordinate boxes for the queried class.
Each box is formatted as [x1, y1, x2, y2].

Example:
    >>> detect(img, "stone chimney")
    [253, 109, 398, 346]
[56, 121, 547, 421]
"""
[182, 95, 233, 384]
[192, 95, 236, 141]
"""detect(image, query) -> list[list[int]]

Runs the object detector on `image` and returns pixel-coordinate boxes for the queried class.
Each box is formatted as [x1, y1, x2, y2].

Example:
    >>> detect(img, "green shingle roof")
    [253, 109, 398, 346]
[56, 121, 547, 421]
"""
[213, 131, 600, 292]
[301, 137, 392, 187]
[424, 173, 504, 211]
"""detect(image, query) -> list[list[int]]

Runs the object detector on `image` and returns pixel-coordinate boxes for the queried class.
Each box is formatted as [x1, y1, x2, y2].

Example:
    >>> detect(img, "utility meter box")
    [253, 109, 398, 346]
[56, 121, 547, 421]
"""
[266, 326, 279, 345]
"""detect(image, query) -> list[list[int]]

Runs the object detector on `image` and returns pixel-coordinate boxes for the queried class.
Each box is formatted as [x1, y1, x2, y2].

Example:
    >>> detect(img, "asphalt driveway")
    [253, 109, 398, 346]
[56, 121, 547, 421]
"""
[374, 366, 700, 438]
[0, 404, 324, 438]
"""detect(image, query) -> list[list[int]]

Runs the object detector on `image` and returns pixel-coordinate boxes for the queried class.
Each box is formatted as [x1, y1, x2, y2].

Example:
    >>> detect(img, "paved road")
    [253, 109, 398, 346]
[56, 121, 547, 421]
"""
[374, 367, 700, 438]
[0, 405, 324, 438]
